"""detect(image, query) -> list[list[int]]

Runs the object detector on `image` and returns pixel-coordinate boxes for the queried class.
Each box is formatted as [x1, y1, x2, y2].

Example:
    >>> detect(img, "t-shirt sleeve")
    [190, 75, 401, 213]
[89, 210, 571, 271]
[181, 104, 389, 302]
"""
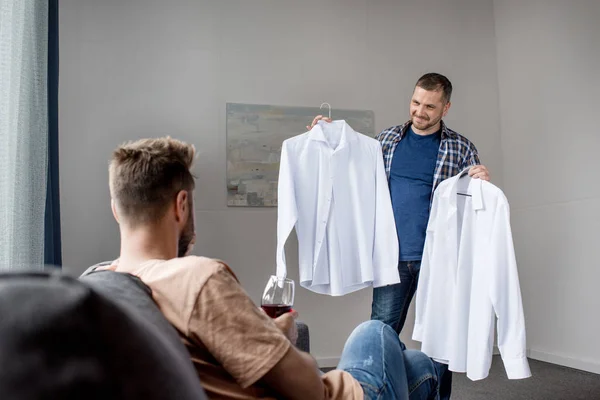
[187, 265, 291, 388]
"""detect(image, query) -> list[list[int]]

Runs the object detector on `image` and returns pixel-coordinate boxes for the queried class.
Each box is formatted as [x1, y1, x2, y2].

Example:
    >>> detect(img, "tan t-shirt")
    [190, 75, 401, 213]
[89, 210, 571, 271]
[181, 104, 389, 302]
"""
[110, 256, 364, 400]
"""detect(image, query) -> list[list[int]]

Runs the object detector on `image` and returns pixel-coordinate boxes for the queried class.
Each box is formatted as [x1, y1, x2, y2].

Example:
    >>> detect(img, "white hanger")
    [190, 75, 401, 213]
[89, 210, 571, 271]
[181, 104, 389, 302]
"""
[319, 102, 332, 119]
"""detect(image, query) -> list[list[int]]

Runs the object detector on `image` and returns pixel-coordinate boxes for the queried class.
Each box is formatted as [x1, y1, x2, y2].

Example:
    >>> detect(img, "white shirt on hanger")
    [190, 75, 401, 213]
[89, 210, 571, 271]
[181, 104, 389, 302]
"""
[413, 172, 531, 381]
[276, 120, 400, 296]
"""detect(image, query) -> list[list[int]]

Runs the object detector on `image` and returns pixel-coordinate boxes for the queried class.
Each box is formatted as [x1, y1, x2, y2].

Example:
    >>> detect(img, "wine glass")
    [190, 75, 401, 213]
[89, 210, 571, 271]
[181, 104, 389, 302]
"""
[261, 275, 295, 318]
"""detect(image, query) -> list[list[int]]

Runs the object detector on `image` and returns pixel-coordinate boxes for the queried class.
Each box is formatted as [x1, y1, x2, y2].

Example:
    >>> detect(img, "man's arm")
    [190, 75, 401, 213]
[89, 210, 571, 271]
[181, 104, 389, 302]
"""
[261, 310, 325, 399]
[463, 140, 481, 168]
[261, 346, 325, 400]
[189, 266, 325, 399]
[462, 140, 491, 181]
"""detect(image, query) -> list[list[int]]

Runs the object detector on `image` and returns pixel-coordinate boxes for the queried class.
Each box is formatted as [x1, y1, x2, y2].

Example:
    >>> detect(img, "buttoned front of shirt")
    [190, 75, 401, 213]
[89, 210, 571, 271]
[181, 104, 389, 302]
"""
[413, 171, 531, 381]
[277, 121, 400, 296]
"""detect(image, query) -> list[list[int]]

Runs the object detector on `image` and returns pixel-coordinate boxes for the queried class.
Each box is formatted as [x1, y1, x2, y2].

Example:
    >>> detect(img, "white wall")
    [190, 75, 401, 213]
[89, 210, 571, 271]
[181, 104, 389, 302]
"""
[59, 0, 502, 364]
[493, 0, 600, 373]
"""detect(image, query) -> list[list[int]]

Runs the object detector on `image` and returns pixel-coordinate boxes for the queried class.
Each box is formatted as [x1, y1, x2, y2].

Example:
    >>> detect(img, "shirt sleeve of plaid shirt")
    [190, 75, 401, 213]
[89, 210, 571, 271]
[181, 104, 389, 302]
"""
[461, 139, 481, 168]
[375, 125, 405, 178]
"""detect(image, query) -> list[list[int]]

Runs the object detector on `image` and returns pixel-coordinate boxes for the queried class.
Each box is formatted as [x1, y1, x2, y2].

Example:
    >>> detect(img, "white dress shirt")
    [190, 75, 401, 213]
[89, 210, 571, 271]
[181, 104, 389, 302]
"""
[413, 171, 531, 381]
[276, 120, 400, 296]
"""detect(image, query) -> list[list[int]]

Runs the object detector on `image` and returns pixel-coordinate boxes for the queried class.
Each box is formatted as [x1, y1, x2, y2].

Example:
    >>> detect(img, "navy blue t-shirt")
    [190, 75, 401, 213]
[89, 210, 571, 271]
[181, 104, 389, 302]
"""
[390, 126, 441, 261]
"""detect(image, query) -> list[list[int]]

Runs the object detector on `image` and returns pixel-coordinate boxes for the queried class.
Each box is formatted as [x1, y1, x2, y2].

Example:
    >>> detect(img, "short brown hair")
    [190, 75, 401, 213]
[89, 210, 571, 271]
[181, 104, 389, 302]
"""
[416, 73, 453, 103]
[109, 137, 196, 226]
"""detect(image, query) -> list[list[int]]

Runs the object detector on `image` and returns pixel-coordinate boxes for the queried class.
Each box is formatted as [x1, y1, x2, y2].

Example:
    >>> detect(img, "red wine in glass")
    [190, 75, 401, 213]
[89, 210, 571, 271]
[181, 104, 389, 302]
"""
[261, 304, 292, 318]
[261, 275, 295, 319]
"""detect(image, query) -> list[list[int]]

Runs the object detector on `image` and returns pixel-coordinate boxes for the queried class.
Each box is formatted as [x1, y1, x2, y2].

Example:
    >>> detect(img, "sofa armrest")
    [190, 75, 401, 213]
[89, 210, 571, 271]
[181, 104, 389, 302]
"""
[295, 321, 310, 353]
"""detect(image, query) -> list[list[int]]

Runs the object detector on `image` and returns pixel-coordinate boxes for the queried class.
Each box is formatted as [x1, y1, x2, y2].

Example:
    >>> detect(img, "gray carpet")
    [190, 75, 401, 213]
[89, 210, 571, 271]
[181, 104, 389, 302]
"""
[323, 357, 600, 399]
[452, 356, 600, 400]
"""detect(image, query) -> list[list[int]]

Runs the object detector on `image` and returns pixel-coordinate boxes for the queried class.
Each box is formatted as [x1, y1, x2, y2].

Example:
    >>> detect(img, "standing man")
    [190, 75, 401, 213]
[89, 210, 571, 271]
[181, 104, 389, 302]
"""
[309, 73, 490, 335]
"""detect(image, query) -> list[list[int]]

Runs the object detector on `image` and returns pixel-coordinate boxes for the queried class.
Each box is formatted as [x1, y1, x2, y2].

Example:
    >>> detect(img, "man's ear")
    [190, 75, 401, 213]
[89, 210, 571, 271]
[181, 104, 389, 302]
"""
[175, 190, 189, 223]
[442, 101, 452, 118]
[111, 199, 120, 224]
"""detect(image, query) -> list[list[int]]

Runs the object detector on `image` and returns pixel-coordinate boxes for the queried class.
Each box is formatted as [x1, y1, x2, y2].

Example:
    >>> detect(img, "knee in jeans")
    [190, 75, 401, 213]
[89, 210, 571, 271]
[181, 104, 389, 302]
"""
[351, 320, 395, 341]
[359, 319, 385, 330]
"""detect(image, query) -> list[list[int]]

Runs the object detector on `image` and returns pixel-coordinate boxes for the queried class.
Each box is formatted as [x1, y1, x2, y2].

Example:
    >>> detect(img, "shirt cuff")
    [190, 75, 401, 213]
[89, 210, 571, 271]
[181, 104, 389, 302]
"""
[503, 356, 532, 380]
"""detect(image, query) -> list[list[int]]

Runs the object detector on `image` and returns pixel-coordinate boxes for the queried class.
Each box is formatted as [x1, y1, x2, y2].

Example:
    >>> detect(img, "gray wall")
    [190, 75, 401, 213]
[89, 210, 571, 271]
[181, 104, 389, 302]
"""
[493, 0, 600, 373]
[59, 0, 502, 365]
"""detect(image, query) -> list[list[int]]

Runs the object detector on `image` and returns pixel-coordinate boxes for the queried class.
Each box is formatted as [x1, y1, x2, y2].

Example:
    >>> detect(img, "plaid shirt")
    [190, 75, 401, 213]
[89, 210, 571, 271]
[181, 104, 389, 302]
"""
[376, 120, 480, 195]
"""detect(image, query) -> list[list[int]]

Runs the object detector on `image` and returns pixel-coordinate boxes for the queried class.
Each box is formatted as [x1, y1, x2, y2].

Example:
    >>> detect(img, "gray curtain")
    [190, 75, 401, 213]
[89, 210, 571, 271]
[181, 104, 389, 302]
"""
[0, 0, 50, 270]
[44, 0, 61, 267]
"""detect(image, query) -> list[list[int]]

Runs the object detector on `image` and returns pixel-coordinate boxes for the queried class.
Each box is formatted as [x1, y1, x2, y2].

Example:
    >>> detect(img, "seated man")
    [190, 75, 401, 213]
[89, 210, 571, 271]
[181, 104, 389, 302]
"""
[102, 137, 450, 400]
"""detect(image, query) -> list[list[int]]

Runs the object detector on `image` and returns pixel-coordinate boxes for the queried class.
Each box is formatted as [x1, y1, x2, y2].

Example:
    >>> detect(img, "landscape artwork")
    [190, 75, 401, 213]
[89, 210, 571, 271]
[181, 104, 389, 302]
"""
[226, 103, 375, 207]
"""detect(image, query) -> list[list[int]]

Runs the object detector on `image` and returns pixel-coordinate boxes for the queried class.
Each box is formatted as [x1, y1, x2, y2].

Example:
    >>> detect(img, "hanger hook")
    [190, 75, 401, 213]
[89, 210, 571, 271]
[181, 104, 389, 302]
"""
[319, 102, 332, 119]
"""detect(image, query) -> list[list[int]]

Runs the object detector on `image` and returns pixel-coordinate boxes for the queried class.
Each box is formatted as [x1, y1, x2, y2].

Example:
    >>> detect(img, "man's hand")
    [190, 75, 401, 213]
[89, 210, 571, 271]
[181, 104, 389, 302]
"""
[468, 165, 490, 181]
[273, 310, 299, 345]
[306, 115, 332, 131]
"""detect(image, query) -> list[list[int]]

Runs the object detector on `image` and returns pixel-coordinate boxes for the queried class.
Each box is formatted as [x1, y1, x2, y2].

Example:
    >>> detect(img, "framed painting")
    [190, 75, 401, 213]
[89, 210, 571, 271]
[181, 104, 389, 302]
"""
[226, 103, 375, 207]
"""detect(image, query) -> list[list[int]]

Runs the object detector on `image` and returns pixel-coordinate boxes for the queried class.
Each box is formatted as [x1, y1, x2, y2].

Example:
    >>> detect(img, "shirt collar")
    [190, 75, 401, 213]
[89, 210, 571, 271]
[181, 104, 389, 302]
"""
[400, 120, 450, 140]
[441, 167, 484, 211]
[308, 120, 359, 146]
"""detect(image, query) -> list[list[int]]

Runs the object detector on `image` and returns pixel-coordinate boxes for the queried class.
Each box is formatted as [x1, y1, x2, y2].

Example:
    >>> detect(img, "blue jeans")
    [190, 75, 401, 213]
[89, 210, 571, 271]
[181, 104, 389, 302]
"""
[371, 260, 421, 334]
[338, 321, 450, 400]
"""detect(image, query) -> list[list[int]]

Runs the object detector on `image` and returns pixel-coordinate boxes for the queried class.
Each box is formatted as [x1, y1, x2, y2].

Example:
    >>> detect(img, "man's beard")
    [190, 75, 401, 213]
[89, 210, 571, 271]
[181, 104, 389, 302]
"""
[411, 114, 441, 132]
[177, 212, 195, 258]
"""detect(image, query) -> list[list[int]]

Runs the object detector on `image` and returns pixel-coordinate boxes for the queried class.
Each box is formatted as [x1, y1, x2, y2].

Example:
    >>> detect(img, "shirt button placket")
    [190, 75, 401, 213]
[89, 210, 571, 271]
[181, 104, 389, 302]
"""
[329, 156, 334, 204]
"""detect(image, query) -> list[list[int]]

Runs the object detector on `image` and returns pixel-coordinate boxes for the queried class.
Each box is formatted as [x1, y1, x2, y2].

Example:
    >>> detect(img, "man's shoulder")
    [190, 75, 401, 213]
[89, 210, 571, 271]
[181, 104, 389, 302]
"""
[444, 125, 476, 148]
[376, 122, 408, 142]
[163, 256, 234, 283]
[109, 256, 234, 296]
[169, 255, 225, 271]
[138, 257, 238, 335]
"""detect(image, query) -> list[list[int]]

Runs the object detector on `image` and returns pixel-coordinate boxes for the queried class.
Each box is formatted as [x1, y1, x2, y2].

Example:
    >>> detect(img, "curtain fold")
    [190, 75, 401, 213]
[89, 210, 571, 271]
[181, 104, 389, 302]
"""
[0, 0, 51, 270]
[44, 0, 61, 267]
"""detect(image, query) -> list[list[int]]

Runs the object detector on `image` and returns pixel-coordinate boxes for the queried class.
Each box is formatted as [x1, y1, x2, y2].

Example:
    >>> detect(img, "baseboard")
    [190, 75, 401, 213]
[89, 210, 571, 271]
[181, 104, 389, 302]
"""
[528, 349, 600, 374]
[316, 356, 341, 369]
